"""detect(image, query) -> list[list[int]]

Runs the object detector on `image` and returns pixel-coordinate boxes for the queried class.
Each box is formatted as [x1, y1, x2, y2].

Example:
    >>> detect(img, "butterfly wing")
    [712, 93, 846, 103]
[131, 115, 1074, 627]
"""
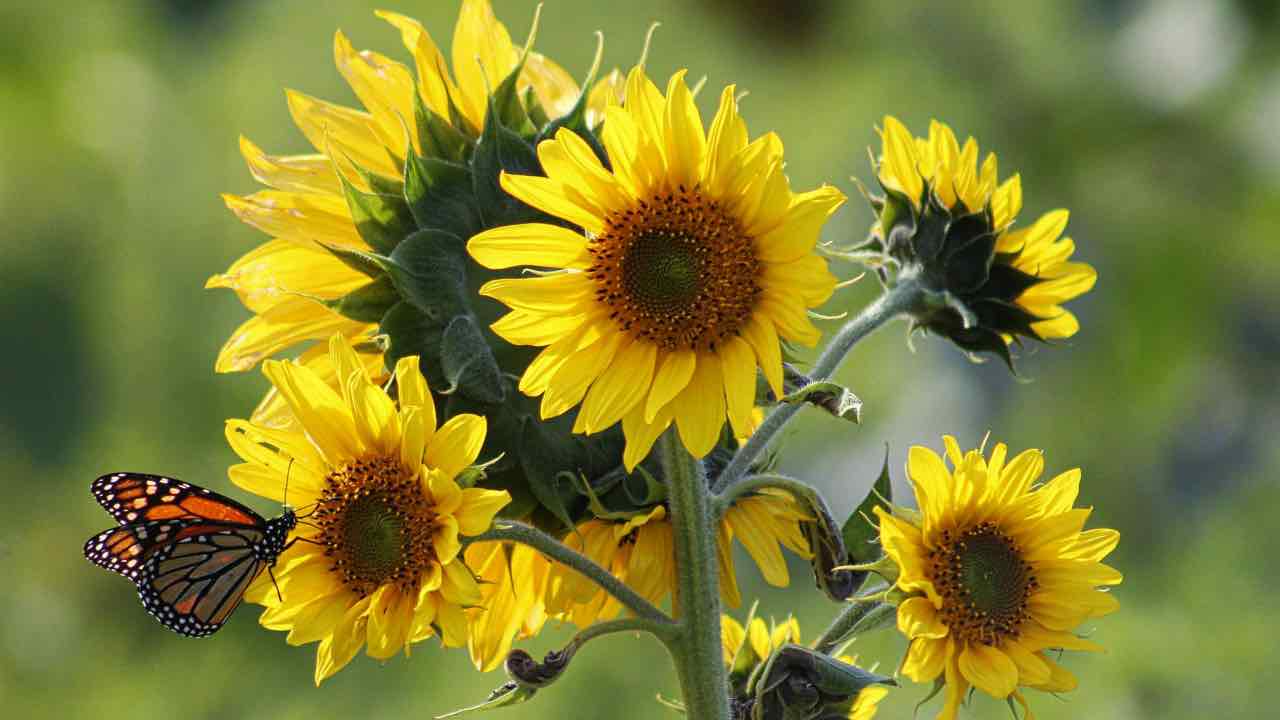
[139, 526, 268, 637]
[90, 472, 265, 526]
[83, 520, 180, 581]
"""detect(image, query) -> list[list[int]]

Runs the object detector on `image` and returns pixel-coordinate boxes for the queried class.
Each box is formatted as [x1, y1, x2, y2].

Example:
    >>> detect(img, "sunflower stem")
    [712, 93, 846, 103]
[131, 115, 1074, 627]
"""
[711, 276, 925, 494]
[472, 522, 671, 624]
[659, 429, 732, 720]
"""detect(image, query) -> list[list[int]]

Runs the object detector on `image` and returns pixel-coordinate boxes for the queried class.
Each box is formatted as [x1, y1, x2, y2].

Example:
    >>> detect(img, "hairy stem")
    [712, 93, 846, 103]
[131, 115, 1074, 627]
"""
[473, 521, 671, 625]
[812, 583, 890, 655]
[660, 429, 731, 720]
[712, 277, 925, 494]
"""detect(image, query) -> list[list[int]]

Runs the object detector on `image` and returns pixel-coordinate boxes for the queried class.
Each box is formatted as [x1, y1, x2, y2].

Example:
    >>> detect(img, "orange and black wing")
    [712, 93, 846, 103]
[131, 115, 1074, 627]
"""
[90, 472, 266, 527]
[84, 519, 270, 636]
[138, 526, 268, 637]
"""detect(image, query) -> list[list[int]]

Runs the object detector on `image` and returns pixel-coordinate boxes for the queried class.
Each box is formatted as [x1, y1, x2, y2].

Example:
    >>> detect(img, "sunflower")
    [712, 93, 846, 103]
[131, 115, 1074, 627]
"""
[545, 489, 811, 627]
[869, 117, 1096, 362]
[721, 613, 888, 720]
[468, 66, 844, 467]
[210, 0, 589, 374]
[875, 436, 1121, 719]
[227, 334, 510, 684]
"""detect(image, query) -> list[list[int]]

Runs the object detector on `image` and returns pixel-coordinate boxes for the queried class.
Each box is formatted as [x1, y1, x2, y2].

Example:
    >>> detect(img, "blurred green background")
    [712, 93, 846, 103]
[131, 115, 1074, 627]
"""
[3, 0, 1278, 717]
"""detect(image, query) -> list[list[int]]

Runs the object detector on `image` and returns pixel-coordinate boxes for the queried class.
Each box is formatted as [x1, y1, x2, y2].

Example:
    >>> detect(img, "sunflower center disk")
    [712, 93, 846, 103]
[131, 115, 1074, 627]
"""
[588, 186, 762, 352]
[928, 521, 1037, 645]
[315, 456, 438, 597]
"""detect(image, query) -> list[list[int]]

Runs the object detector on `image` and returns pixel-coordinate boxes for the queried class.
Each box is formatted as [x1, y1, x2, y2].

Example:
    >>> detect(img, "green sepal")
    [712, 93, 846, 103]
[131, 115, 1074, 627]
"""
[751, 644, 895, 720]
[521, 86, 551, 130]
[435, 681, 536, 719]
[318, 242, 391, 280]
[489, 59, 536, 138]
[439, 314, 506, 403]
[338, 169, 416, 255]
[472, 121, 541, 228]
[404, 151, 483, 239]
[535, 57, 609, 168]
[841, 447, 893, 592]
[324, 275, 399, 323]
[413, 87, 473, 163]
[780, 381, 862, 424]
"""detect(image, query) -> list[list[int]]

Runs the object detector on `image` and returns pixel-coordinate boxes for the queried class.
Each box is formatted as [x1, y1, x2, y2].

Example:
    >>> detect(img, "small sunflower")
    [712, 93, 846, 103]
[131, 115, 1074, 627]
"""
[875, 436, 1121, 719]
[228, 334, 510, 684]
[867, 117, 1096, 364]
[721, 613, 888, 720]
[546, 490, 811, 627]
[468, 66, 844, 467]
[211, 0, 586, 374]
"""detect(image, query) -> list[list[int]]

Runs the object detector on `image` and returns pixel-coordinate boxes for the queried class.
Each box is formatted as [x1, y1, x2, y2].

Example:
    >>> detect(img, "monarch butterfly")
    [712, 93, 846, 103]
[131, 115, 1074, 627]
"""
[83, 472, 297, 637]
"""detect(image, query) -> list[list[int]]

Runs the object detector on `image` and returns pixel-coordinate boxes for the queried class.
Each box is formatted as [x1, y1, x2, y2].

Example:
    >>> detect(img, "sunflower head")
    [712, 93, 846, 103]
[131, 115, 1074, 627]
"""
[875, 436, 1121, 719]
[213, 1, 646, 540]
[858, 116, 1097, 369]
[721, 613, 891, 720]
[469, 65, 844, 467]
[228, 334, 511, 683]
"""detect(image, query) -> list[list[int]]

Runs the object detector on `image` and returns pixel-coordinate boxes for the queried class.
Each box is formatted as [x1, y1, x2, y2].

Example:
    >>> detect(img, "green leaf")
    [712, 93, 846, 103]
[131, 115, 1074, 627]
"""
[434, 681, 537, 719]
[842, 446, 893, 568]
[518, 417, 587, 533]
[324, 275, 399, 323]
[379, 301, 444, 386]
[404, 151, 482, 238]
[780, 380, 862, 423]
[439, 314, 507, 403]
[385, 229, 470, 321]
[340, 171, 416, 255]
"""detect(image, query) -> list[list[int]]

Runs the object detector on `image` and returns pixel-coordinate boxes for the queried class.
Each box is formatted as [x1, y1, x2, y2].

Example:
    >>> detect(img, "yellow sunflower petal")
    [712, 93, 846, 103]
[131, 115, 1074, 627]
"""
[424, 414, 487, 481]
[468, 223, 592, 269]
[455, 488, 511, 535]
[262, 358, 363, 464]
[958, 643, 1018, 699]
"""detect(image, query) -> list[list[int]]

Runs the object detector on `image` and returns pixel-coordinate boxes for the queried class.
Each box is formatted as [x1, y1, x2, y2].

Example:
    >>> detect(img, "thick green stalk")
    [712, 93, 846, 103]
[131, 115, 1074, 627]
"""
[712, 277, 925, 494]
[660, 429, 731, 720]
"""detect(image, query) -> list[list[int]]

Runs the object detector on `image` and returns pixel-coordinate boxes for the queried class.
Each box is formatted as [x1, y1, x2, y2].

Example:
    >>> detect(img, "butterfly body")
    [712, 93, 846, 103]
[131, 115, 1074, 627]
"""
[84, 472, 296, 637]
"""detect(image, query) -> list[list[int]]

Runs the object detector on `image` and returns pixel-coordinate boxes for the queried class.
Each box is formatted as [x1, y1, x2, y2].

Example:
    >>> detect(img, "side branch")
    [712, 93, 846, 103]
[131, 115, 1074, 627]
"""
[473, 521, 673, 625]
[712, 276, 925, 494]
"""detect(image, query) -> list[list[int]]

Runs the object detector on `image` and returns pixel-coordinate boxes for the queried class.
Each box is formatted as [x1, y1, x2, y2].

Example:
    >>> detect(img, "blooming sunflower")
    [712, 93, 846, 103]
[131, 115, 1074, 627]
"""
[228, 334, 511, 684]
[546, 489, 811, 627]
[868, 116, 1096, 363]
[210, 0, 588, 374]
[875, 436, 1121, 719]
[468, 66, 844, 467]
[721, 613, 888, 720]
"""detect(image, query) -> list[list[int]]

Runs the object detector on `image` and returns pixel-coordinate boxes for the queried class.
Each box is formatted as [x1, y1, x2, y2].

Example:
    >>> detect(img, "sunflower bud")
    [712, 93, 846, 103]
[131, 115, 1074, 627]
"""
[750, 645, 894, 720]
[852, 116, 1097, 369]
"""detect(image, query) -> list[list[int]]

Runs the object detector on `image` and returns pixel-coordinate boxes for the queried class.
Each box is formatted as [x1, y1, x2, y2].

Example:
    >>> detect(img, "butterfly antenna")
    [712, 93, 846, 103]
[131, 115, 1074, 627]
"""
[283, 458, 295, 511]
[267, 565, 284, 603]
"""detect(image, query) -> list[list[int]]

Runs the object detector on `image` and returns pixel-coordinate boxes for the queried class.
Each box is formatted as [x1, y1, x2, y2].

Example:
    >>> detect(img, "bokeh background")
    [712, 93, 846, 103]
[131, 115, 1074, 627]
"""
[3, 0, 1278, 717]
